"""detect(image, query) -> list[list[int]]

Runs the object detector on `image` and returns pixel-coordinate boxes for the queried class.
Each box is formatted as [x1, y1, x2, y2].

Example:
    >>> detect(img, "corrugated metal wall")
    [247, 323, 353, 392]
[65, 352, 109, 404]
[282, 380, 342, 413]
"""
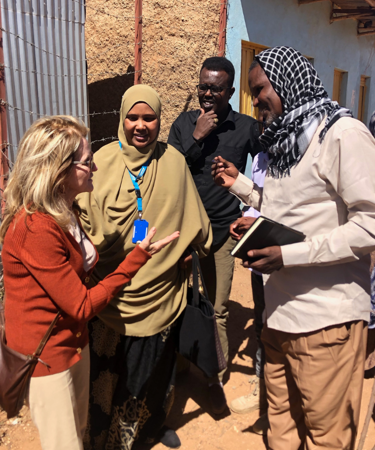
[1, 0, 87, 163]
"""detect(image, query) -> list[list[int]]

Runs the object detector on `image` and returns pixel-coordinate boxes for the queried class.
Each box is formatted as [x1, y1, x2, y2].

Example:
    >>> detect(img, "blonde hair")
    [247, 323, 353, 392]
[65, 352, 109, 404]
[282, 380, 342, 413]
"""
[0, 115, 89, 242]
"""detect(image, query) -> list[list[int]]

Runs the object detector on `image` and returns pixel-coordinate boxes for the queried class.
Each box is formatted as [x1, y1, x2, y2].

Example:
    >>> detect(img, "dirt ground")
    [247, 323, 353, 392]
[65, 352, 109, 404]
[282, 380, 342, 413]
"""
[1, 261, 375, 450]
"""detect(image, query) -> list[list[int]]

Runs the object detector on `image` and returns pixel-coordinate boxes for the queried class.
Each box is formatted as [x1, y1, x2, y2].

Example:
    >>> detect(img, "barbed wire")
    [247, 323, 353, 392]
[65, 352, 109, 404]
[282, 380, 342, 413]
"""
[87, 69, 140, 78]
[1, 63, 83, 78]
[0, 148, 15, 168]
[5, 136, 118, 151]
[1, 0, 223, 169]
[1, 96, 198, 119]
[1, 102, 198, 134]
[91, 136, 118, 145]
[89, 110, 120, 117]
[1, 99, 118, 119]
[143, 26, 221, 36]
[1, 27, 133, 63]
[153, 0, 222, 10]
[142, 14, 220, 24]
[1, 25, 220, 66]
[77, 0, 221, 21]
[0, 5, 85, 24]
[1, 64, 140, 79]
[3, 54, 225, 81]
[146, 79, 197, 89]
[87, 44, 133, 60]
[72, 0, 136, 20]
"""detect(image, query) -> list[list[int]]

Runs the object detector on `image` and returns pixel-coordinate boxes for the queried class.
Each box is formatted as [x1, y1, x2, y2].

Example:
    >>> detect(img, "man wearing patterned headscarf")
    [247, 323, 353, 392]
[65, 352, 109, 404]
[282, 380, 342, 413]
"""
[212, 46, 375, 449]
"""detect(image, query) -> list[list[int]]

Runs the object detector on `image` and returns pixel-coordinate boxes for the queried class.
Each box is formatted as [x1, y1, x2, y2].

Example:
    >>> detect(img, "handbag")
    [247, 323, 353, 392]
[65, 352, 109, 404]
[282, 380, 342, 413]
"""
[0, 300, 61, 419]
[177, 251, 227, 378]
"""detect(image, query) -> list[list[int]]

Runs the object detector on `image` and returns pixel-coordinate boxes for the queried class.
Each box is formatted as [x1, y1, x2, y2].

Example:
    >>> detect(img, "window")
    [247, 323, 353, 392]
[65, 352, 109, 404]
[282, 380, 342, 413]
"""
[240, 41, 268, 119]
[358, 75, 369, 122]
[332, 69, 347, 105]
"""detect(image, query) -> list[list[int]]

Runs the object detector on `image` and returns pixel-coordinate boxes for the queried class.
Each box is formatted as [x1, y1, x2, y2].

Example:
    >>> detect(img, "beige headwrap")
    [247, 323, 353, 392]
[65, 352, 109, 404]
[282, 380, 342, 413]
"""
[78, 84, 212, 336]
[118, 84, 161, 172]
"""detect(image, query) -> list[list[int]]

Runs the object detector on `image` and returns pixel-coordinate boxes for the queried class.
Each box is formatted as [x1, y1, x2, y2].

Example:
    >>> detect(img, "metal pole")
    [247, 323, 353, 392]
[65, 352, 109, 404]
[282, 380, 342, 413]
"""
[0, 6, 8, 212]
[134, 0, 142, 84]
[218, 0, 228, 57]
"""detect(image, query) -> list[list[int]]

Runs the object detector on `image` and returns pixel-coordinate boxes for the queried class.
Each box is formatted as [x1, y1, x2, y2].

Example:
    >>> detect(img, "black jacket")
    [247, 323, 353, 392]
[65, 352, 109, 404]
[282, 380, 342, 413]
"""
[168, 106, 261, 246]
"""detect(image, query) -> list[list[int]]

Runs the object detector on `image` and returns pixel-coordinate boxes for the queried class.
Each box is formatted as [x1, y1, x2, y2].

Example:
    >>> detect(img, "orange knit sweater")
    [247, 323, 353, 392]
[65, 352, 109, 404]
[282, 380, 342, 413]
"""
[2, 210, 151, 376]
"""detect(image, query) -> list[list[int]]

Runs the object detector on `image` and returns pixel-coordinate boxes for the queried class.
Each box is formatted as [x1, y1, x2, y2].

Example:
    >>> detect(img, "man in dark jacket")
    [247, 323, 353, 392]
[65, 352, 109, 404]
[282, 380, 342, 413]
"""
[168, 56, 260, 414]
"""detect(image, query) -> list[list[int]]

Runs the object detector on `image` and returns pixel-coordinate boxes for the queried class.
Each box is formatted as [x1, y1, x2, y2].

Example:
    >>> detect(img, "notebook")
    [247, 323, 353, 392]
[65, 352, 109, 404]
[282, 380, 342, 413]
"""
[231, 216, 306, 262]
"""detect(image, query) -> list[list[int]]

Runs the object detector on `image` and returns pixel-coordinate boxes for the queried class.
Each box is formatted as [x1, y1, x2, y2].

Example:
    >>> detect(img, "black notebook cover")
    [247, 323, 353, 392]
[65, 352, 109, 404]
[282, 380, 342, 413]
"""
[231, 216, 306, 262]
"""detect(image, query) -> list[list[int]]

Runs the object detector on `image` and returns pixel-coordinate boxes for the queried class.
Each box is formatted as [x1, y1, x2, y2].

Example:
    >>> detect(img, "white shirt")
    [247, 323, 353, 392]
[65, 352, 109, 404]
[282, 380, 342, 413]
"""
[244, 152, 268, 276]
[69, 218, 96, 273]
[229, 118, 375, 333]
[244, 152, 268, 220]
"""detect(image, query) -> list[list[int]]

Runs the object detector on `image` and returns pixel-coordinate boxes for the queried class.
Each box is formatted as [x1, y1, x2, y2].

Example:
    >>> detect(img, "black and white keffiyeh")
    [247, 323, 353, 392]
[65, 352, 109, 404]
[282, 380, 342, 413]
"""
[369, 111, 375, 137]
[256, 46, 352, 177]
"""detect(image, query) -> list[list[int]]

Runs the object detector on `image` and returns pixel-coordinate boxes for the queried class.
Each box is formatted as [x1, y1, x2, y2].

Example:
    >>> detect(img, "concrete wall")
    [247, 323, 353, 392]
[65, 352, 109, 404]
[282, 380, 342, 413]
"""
[226, 0, 375, 125]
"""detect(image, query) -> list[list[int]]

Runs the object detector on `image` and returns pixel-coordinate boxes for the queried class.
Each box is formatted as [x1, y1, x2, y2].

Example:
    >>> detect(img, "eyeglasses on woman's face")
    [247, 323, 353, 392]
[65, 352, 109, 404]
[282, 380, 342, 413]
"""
[72, 156, 95, 170]
[64, 138, 97, 199]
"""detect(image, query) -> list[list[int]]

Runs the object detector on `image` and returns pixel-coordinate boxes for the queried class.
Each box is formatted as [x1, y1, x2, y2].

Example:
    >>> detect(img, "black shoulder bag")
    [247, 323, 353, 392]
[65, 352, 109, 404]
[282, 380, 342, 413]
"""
[177, 251, 227, 378]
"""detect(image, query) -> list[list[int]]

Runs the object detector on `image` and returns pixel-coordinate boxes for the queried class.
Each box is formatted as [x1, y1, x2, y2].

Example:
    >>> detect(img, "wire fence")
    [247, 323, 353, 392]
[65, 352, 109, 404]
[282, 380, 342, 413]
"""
[0, 0, 223, 301]
[0, 0, 222, 170]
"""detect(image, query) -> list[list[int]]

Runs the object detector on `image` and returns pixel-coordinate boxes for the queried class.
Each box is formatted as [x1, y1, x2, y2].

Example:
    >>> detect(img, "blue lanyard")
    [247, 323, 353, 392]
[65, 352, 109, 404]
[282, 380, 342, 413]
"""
[119, 142, 151, 218]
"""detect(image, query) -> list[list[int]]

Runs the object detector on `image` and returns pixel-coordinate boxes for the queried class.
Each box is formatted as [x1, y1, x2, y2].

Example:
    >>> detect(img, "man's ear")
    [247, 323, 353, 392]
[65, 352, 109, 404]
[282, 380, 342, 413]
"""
[229, 87, 235, 99]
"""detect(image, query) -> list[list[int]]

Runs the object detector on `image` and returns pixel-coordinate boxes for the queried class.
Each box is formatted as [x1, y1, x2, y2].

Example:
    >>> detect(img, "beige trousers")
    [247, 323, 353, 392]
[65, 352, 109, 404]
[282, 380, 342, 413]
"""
[200, 234, 236, 382]
[262, 321, 367, 450]
[28, 344, 90, 450]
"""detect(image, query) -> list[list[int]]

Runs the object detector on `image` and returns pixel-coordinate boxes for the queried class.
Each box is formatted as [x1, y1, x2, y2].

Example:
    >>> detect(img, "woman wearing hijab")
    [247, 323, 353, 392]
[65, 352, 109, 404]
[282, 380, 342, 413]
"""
[1, 115, 178, 450]
[78, 85, 212, 450]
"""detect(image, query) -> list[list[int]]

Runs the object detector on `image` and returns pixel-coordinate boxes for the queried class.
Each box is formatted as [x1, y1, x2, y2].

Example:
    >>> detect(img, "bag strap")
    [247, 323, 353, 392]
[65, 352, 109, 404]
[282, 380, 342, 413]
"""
[33, 310, 61, 358]
[0, 300, 5, 343]
[1, 292, 61, 362]
[190, 250, 210, 307]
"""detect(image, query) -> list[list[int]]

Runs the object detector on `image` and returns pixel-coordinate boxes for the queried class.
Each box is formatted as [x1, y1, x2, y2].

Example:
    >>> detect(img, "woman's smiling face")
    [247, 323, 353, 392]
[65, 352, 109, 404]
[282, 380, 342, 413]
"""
[124, 102, 159, 149]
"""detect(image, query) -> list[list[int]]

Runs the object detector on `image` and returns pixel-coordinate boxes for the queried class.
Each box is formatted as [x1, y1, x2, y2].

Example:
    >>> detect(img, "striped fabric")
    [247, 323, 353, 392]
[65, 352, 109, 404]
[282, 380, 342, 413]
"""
[256, 46, 352, 177]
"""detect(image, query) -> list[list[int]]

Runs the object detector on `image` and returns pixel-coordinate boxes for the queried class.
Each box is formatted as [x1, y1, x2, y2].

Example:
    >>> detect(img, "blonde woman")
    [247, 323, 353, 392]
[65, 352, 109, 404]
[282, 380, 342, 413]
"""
[0, 115, 178, 450]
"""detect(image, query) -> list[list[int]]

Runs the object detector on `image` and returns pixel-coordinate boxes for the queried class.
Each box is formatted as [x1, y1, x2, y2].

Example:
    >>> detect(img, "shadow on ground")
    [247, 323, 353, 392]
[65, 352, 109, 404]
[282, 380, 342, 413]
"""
[135, 297, 257, 450]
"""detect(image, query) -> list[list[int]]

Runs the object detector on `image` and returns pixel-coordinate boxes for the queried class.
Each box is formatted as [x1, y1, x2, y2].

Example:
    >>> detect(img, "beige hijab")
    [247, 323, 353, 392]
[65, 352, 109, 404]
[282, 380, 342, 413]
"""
[118, 84, 161, 172]
[78, 85, 212, 336]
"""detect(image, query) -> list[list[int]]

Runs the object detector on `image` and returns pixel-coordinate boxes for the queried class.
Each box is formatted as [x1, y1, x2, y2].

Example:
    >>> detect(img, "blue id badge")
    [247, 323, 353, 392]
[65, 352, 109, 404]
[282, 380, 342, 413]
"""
[132, 219, 149, 244]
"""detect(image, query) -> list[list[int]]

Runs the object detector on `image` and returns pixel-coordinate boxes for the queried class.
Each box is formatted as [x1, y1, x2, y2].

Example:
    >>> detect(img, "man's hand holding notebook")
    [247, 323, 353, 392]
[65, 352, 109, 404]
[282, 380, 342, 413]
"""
[230, 216, 306, 274]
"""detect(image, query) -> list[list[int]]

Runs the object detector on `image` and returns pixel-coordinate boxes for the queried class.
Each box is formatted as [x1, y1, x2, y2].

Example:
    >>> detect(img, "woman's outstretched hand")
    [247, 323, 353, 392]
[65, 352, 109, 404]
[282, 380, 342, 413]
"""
[211, 156, 239, 188]
[139, 227, 180, 256]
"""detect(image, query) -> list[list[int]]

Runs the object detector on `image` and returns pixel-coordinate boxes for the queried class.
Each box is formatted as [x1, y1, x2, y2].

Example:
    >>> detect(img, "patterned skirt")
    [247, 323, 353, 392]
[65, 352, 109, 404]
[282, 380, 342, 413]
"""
[83, 317, 177, 450]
